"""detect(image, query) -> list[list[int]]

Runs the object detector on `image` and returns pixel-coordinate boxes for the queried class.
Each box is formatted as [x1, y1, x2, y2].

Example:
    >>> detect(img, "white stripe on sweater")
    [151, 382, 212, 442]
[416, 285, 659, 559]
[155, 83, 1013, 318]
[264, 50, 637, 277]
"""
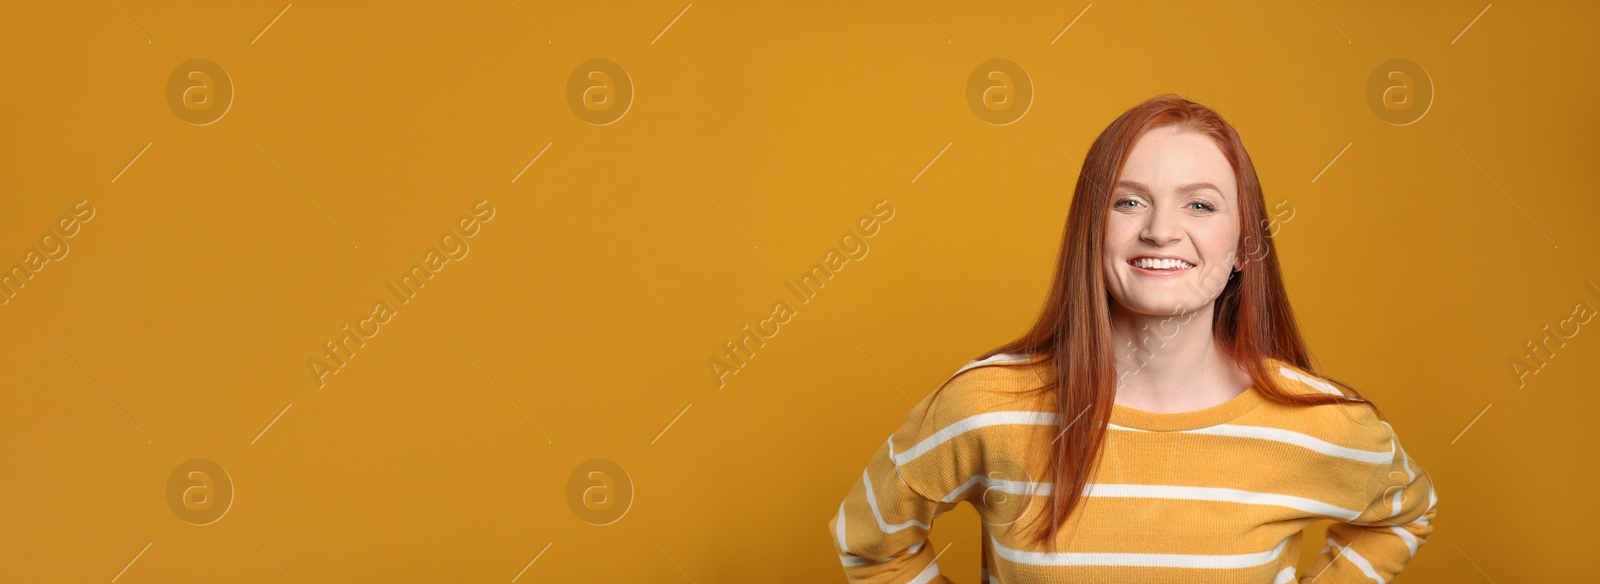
[834, 503, 850, 555]
[950, 353, 1038, 378]
[861, 467, 932, 533]
[1108, 422, 1393, 464]
[1081, 483, 1362, 520]
[1388, 524, 1420, 557]
[945, 478, 1359, 520]
[1279, 366, 1359, 399]
[1327, 537, 1386, 582]
[1273, 565, 1298, 584]
[990, 532, 1290, 568]
[908, 556, 942, 584]
[890, 410, 1057, 466]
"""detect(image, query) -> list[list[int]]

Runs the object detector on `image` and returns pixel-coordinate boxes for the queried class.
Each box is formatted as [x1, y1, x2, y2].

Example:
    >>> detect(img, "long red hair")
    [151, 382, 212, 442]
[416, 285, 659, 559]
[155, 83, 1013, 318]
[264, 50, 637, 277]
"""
[926, 94, 1380, 548]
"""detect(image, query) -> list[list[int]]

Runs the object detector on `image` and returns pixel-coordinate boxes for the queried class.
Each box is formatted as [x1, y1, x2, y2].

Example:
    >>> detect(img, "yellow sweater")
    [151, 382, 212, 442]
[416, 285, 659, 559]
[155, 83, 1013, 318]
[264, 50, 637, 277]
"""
[828, 353, 1438, 583]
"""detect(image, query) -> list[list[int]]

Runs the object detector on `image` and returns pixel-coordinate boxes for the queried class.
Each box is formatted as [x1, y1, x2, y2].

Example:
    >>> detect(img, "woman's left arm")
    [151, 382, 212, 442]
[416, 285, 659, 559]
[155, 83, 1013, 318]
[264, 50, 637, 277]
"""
[1302, 420, 1439, 582]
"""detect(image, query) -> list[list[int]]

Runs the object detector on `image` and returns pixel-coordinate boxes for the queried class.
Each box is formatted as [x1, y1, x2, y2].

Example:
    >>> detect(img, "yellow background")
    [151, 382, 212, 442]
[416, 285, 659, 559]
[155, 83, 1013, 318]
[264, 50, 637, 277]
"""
[2, 0, 1596, 581]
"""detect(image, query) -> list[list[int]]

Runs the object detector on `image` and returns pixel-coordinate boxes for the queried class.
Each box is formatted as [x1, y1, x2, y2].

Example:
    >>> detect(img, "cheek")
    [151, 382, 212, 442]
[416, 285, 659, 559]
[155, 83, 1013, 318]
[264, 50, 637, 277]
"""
[1103, 223, 1135, 257]
[1198, 225, 1242, 262]
[1101, 237, 1126, 272]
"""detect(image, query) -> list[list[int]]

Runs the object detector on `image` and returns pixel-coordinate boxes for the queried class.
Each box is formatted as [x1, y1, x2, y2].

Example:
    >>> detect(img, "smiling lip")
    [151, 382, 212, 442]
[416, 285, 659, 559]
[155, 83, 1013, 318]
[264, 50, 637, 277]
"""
[1127, 255, 1196, 276]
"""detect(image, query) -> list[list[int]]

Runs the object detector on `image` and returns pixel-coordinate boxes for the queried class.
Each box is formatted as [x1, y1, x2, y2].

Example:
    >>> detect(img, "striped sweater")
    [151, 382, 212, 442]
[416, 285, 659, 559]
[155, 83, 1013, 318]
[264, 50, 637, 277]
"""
[828, 353, 1438, 583]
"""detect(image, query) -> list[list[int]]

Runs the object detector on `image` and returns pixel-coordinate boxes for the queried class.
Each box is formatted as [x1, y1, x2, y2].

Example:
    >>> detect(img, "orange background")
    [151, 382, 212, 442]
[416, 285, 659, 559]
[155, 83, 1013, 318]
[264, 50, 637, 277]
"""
[2, 0, 1597, 581]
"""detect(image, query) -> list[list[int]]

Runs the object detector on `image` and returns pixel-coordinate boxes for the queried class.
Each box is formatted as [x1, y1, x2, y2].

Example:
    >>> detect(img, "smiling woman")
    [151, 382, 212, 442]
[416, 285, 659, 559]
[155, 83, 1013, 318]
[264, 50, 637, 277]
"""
[828, 95, 1438, 584]
[1104, 124, 1245, 321]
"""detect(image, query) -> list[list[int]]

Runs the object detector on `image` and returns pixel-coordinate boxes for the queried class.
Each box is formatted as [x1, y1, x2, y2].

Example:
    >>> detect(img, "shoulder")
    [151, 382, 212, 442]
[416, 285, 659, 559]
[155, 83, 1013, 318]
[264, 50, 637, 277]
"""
[1258, 357, 1391, 448]
[893, 352, 1054, 451]
[917, 352, 1053, 421]
[888, 353, 1054, 502]
[1264, 358, 1360, 401]
[944, 352, 1053, 394]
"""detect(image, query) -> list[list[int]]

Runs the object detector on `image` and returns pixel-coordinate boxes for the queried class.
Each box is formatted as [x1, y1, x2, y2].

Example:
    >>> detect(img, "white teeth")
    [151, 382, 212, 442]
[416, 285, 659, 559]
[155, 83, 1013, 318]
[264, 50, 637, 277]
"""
[1131, 257, 1194, 270]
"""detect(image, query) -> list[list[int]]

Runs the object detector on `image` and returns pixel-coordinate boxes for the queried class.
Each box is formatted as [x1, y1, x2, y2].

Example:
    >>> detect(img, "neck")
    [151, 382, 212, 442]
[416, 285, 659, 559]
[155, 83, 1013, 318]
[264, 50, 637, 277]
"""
[1108, 301, 1246, 411]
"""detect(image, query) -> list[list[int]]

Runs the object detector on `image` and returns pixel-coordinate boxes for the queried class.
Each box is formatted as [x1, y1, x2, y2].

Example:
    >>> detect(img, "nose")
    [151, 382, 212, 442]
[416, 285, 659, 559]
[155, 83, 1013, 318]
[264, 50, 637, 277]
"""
[1139, 202, 1182, 245]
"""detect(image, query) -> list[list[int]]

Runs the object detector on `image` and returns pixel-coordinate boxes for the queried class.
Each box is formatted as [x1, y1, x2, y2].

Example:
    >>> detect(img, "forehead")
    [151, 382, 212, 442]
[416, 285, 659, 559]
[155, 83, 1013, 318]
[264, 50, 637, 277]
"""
[1120, 126, 1236, 197]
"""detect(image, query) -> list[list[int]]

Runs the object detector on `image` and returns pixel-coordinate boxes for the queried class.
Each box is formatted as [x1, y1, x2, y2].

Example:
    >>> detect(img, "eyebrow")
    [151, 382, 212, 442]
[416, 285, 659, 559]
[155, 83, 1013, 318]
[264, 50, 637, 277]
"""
[1115, 180, 1223, 195]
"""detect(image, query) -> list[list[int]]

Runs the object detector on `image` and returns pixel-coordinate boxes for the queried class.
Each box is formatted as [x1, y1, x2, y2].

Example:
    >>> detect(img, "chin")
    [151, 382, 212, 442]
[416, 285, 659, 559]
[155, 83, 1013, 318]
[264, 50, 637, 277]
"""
[1133, 303, 1188, 317]
[1121, 296, 1197, 317]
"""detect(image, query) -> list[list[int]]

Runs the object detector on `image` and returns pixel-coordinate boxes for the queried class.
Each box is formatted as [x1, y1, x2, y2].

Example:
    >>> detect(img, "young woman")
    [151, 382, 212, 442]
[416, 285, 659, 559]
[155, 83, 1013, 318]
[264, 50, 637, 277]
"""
[828, 95, 1438, 583]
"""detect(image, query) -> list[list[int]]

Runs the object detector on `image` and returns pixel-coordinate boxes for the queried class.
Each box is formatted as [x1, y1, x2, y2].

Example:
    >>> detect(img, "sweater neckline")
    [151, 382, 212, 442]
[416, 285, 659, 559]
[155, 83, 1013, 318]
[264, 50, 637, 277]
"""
[1108, 384, 1265, 432]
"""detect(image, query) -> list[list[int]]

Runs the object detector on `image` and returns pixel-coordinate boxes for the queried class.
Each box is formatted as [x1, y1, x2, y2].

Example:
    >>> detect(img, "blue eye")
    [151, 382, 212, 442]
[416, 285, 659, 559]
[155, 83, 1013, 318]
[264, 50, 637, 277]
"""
[1189, 202, 1217, 212]
[1114, 198, 1140, 208]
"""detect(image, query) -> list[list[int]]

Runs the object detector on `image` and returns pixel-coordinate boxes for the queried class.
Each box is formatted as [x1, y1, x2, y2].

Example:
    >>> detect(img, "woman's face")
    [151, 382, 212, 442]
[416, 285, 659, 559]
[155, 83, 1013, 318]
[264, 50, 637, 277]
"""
[1102, 124, 1242, 318]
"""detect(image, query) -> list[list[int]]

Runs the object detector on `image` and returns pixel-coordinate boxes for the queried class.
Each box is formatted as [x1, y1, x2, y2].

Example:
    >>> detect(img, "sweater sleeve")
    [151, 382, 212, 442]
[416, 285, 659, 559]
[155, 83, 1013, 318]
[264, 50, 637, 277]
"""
[827, 433, 962, 584]
[1300, 420, 1438, 583]
[828, 374, 1001, 584]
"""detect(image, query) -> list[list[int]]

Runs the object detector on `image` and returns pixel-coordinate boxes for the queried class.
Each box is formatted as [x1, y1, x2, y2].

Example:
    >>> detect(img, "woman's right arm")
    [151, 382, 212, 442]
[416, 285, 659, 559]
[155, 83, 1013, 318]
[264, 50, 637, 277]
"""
[828, 361, 1037, 583]
[828, 432, 960, 584]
